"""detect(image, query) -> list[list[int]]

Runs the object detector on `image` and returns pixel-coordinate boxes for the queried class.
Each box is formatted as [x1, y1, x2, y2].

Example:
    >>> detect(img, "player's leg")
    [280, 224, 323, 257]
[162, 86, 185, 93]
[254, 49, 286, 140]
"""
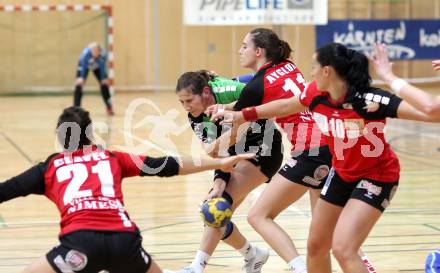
[307, 168, 350, 273]
[247, 146, 331, 272]
[174, 161, 269, 273]
[22, 256, 57, 273]
[308, 190, 377, 273]
[310, 173, 375, 272]
[146, 261, 163, 273]
[307, 187, 334, 272]
[247, 174, 308, 270]
[220, 161, 270, 259]
[170, 137, 283, 273]
[306, 198, 342, 273]
[74, 68, 88, 107]
[358, 248, 377, 273]
[93, 68, 113, 115]
[332, 179, 398, 272]
[331, 199, 381, 273]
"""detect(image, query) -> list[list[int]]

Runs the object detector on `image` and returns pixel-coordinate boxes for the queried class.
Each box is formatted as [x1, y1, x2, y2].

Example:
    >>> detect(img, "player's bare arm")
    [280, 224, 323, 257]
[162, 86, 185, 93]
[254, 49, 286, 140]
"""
[369, 43, 440, 117]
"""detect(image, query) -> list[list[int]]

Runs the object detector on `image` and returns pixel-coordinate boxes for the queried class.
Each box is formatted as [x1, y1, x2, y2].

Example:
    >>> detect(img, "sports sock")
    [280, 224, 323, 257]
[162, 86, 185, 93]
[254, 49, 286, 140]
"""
[190, 250, 210, 273]
[361, 255, 377, 273]
[288, 256, 307, 273]
[74, 85, 82, 106]
[238, 240, 256, 259]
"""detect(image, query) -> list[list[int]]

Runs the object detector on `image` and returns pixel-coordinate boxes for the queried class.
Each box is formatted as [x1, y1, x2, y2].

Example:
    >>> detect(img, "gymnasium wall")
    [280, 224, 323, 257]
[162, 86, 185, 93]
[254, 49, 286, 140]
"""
[1, 0, 439, 92]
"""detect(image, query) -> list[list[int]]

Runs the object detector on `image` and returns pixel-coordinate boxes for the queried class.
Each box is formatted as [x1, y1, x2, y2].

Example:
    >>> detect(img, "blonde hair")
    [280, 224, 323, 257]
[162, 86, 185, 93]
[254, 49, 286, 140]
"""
[88, 42, 101, 49]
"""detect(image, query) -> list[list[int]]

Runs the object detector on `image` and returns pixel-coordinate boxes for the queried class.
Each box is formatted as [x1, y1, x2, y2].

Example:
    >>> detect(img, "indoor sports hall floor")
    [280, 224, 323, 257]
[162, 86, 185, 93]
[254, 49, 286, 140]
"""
[0, 91, 439, 273]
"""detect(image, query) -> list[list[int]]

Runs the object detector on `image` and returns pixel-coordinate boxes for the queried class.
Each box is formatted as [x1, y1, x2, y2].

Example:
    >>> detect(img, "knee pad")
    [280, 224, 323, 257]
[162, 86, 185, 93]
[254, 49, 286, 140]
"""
[221, 221, 234, 240]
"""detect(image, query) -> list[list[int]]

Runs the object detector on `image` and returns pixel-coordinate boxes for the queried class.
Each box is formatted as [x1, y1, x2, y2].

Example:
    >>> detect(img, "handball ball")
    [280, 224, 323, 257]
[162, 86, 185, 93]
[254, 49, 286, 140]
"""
[200, 197, 232, 228]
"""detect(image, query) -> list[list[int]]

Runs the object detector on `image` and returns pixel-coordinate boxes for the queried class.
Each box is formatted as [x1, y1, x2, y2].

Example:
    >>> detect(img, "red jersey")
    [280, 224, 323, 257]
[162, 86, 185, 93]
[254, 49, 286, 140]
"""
[235, 61, 325, 152]
[0, 146, 180, 237]
[300, 81, 402, 182]
[43, 148, 144, 235]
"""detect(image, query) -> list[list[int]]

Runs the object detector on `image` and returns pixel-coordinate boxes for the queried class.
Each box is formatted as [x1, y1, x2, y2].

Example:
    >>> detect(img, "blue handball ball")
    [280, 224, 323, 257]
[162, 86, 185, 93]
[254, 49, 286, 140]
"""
[200, 197, 232, 228]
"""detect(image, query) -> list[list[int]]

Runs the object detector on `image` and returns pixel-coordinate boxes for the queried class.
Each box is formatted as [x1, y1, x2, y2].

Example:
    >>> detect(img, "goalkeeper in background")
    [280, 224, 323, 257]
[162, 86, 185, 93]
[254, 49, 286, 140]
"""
[74, 42, 114, 116]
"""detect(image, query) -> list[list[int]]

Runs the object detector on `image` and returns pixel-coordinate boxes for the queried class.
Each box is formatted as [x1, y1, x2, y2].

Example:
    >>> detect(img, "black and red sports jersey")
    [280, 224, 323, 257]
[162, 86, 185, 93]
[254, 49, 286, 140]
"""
[0, 146, 179, 236]
[235, 61, 325, 151]
[300, 81, 402, 182]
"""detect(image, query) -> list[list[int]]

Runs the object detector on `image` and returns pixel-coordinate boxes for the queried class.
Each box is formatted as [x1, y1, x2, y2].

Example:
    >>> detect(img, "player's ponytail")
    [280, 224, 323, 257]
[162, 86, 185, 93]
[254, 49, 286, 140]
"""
[316, 43, 371, 99]
[176, 71, 211, 95]
[278, 40, 292, 63]
[249, 28, 292, 65]
[346, 49, 371, 98]
[56, 106, 92, 151]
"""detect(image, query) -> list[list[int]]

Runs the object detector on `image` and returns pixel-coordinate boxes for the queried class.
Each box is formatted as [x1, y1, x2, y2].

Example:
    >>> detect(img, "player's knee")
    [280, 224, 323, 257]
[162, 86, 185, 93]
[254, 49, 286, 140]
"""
[332, 242, 357, 264]
[247, 207, 261, 229]
[307, 235, 329, 258]
[247, 204, 273, 230]
[221, 221, 234, 240]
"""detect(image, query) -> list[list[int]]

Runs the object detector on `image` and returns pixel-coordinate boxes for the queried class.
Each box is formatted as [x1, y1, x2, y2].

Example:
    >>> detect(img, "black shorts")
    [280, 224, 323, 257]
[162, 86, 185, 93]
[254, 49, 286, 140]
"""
[278, 145, 332, 189]
[76, 66, 107, 81]
[46, 230, 151, 273]
[320, 168, 399, 212]
[228, 129, 283, 180]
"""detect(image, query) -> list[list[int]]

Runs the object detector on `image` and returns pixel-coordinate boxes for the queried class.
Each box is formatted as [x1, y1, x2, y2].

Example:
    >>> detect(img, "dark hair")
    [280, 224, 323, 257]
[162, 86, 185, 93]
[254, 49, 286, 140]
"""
[175, 70, 215, 95]
[56, 106, 92, 150]
[249, 28, 292, 64]
[316, 43, 371, 97]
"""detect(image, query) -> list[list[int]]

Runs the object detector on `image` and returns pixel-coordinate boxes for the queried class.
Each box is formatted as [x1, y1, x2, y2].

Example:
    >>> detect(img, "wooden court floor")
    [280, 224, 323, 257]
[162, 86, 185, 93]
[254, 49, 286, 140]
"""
[0, 92, 439, 273]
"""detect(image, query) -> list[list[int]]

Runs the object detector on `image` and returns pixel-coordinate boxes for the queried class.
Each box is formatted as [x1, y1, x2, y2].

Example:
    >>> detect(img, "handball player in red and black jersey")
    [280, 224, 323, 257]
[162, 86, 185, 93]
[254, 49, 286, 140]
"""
[0, 106, 252, 273]
[211, 42, 439, 272]
[206, 28, 329, 273]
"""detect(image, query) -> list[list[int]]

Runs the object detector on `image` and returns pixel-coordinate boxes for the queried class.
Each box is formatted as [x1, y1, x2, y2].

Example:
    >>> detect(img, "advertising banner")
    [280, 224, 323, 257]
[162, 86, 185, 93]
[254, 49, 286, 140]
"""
[316, 20, 440, 60]
[183, 0, 328, 25]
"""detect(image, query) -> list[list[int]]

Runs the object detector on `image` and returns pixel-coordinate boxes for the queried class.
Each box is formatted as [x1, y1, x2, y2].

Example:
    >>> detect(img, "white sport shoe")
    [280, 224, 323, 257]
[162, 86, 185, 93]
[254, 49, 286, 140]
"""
[243, 247, 270, 273]
[163, 267, 197, 273]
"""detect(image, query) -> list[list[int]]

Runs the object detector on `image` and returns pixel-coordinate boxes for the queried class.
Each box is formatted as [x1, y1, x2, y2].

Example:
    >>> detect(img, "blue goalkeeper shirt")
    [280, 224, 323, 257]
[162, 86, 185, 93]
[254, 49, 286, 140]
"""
[77, 47, 108, 79]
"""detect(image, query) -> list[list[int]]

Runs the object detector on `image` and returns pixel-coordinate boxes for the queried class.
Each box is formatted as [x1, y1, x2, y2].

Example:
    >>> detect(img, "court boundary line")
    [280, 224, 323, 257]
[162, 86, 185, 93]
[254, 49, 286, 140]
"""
[0, 132, 33, 164]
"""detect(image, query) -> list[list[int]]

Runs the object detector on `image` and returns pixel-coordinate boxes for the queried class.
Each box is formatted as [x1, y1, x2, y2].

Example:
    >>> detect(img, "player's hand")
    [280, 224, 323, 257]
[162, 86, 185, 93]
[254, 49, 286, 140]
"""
[210, 110, 245, 125]
[363, 101, 380, 112]
[205, 104, 226, 117]
[202, 179, 226, 202]
[75, 77, 85, 85]
[432, 60, 440, 71]
[205, 142, 229, 158]
[206, 143, 219, 158]
[101, 78, 110, 85]
[367, 43, 397, 84]
[218, 153, 254, 172]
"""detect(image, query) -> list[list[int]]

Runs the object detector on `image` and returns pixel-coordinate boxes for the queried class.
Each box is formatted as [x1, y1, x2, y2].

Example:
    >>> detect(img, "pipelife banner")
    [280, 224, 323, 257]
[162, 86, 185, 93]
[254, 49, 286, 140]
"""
[316, 20, 440, 60]
[183, 0, 328, 26]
